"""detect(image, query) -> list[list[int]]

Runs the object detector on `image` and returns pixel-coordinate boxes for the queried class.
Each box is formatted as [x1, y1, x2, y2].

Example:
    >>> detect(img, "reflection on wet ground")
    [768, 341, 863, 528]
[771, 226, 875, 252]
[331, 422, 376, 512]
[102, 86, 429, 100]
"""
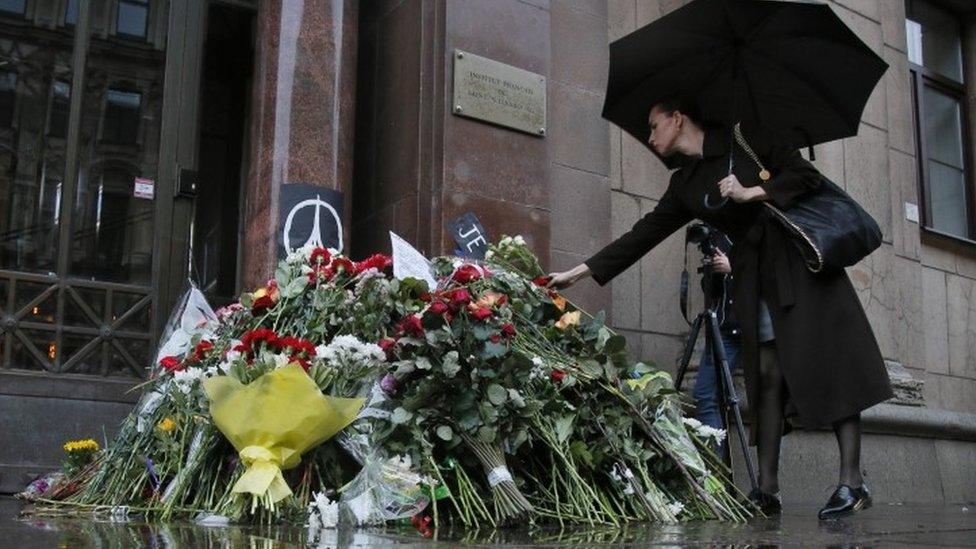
[3, 497, 974, 547]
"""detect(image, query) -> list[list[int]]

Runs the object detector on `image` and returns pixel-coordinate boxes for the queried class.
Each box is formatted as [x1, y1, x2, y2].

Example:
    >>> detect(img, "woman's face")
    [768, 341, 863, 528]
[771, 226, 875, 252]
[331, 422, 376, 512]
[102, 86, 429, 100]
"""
[648, 105, 680, 156]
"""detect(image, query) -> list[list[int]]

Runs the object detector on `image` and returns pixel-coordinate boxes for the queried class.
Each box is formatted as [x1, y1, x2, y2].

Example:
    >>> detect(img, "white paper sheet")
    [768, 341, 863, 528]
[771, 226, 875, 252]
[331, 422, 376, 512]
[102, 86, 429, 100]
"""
[390, 231, 438, 289]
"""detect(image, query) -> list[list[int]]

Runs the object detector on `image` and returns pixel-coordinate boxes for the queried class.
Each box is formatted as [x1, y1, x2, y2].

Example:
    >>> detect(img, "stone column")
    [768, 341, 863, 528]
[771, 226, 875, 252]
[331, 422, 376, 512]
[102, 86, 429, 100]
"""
[242, 0, 358, 289]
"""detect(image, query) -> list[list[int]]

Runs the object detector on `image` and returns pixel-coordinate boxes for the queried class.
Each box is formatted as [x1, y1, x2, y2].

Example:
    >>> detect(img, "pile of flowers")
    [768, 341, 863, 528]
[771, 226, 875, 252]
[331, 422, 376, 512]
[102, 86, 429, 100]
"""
[32, 237, 753, 534]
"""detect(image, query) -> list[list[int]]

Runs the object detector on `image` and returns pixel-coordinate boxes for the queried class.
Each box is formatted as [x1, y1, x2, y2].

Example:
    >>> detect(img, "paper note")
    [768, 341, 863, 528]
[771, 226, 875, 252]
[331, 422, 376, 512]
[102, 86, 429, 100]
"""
[390, 232, 438, 289]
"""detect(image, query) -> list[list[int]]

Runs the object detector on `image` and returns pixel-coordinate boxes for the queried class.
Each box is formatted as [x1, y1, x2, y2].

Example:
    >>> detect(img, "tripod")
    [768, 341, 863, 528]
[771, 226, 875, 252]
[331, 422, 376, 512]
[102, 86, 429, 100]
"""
[673, 261, 759, 494]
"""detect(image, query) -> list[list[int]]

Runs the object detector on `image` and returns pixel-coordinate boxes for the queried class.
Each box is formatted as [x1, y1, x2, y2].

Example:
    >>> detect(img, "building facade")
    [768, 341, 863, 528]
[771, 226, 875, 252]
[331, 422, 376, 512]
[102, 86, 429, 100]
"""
[1, 0, 974, 503]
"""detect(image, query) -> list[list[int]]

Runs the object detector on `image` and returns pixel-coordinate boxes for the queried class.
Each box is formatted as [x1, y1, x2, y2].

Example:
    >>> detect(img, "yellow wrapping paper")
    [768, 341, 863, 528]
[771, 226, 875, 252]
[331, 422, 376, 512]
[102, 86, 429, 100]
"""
[203, 363, 364, 504]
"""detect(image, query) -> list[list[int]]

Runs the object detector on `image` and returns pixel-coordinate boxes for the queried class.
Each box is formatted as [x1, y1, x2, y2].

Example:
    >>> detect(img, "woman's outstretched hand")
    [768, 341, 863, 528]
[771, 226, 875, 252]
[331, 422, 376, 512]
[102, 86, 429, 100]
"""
[546, 263, 591, 290]
[717, 174, 768, 203]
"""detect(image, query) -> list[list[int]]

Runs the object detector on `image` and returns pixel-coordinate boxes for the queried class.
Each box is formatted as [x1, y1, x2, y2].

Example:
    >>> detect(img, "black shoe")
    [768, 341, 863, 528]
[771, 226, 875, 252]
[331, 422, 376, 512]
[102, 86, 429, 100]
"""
[748, 488, 782, 515]
[818, 484, 872, 520]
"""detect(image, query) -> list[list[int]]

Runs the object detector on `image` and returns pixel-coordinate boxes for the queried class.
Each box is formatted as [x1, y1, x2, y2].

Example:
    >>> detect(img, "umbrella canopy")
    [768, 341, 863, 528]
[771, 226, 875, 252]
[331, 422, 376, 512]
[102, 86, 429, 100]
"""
[603, 0, 888, 169]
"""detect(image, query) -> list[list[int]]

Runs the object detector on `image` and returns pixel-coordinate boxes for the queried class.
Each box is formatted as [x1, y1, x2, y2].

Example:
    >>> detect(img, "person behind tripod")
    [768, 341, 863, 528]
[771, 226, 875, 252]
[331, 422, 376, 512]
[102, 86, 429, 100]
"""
[692, 234, 742, 457]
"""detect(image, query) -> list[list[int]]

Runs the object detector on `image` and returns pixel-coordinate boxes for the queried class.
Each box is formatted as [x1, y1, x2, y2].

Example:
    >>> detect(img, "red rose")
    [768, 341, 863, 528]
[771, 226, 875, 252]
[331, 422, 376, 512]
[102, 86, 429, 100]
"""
[193, 340, 214, 361]
[551, 369, 567, 384]
[489, 333, 502, 343]
[159, 356, 184, 373]
[452, 264, 484, 283]
[428, 301, 450, 315]
[469, 306, 493, 322]
[396, 315, 425, 338]
[532, 276, 551, 287]
[448, 288, 471, 308]
[309, 247, 331, 265]
[501, 323, 516, 338]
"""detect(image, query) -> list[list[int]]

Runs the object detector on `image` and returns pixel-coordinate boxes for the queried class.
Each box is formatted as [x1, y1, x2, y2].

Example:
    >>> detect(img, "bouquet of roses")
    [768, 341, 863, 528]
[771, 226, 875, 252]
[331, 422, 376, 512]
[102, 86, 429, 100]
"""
[33, 236, 752, 533]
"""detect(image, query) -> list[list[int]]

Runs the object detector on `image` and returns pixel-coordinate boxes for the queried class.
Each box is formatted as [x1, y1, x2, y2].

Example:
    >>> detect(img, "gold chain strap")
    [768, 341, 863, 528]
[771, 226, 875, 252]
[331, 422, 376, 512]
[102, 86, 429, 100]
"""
[733, 123, 771, 182]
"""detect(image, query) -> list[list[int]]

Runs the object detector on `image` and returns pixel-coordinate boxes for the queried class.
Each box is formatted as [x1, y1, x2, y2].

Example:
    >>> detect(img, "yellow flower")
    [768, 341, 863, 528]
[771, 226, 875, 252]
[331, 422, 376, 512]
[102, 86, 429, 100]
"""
[555, 311, 581, 330]
[157, 417, 177, 433]
[62, 438, 100, 454]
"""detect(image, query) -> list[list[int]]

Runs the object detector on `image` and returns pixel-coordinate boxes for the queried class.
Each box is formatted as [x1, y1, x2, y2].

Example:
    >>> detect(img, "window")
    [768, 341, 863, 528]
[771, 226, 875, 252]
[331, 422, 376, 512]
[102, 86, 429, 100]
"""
[0, 0, 26, 16]
[48, 81, 70, 137]
[116, 0, 149, 39]
[65, 0, 78, 25]
[102, 88, 141, 144]
[0, 71, 15, 128]
[907, 0, 975, 240]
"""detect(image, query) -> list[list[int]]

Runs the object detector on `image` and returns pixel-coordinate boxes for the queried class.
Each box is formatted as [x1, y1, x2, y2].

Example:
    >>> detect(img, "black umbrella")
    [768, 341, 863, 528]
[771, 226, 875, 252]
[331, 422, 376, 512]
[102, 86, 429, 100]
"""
[603, 0, 888, 171]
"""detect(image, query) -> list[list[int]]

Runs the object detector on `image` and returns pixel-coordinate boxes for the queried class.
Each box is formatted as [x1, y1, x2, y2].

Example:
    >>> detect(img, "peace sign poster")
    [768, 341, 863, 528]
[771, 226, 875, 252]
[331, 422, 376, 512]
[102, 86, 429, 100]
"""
[276, 184, 344, 259]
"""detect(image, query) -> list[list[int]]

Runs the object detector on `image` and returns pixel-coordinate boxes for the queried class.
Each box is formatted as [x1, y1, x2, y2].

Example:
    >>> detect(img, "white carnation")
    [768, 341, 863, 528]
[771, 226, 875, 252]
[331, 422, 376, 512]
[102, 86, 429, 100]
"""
[667, 501, 685, 517]
[308, 491, 338, 529]
[682, 417, 703, 430]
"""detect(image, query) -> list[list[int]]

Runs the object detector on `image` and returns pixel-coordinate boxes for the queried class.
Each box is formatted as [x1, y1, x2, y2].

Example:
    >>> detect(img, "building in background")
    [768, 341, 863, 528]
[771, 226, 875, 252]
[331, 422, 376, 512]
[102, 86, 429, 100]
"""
[1, 0, 974, 505]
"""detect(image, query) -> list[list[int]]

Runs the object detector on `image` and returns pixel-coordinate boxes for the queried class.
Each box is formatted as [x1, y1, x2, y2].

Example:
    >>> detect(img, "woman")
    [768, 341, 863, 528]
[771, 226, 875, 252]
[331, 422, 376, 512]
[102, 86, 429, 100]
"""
[548, 99, 893, 519]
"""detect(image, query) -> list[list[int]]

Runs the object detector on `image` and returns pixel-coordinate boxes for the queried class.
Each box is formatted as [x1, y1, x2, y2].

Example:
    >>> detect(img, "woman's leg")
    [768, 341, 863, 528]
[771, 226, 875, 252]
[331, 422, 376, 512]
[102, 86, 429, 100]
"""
[756, 343, 784, 494]
[833, 413, 864, 487]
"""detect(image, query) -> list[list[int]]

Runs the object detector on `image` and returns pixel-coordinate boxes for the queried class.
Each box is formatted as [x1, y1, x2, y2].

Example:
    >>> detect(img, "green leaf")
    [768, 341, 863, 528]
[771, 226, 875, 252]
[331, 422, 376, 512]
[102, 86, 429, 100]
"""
[477, 426, 497, 443]
[436, 425, 454, 441]
[554, 414, 575, 444]
[441, 351, 461, 378]
[281, 276, 308, 298]
[579, 359, 602, 377]
[487, 383, 508, 405]
[604, 335, 627, 354]
[391, 407, 413, 425]
[569, 440, 594, 467]
[274, 266, 291, 288]
[483, 342, 507, 359]
[458, 411, 481, 431]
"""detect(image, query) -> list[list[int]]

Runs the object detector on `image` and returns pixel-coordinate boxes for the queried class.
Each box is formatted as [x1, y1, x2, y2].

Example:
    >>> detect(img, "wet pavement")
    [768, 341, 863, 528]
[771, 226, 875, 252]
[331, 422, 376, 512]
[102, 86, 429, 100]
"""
[3, 497, 975, 547]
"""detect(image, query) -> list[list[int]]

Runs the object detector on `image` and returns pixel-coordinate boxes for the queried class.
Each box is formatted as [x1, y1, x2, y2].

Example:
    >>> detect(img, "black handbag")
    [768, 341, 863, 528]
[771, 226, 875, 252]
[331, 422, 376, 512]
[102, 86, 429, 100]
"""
[734, 124, 882, 274]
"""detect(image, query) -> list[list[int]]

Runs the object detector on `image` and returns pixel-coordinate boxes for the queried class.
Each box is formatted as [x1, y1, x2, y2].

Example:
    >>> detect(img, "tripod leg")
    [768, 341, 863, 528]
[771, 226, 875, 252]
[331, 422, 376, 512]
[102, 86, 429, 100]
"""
[674, 313, 706, 392]
[706, 311, 759, 494]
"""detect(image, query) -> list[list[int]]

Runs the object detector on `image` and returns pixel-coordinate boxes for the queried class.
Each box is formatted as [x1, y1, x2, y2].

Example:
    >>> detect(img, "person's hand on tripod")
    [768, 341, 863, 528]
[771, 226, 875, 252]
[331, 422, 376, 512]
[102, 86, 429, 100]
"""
[710, 249, 731, 274]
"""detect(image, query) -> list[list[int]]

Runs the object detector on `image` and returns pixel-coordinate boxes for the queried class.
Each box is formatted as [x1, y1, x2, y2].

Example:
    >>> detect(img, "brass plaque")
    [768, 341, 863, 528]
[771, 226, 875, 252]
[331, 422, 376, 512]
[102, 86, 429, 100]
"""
[452, 50, 547, 136]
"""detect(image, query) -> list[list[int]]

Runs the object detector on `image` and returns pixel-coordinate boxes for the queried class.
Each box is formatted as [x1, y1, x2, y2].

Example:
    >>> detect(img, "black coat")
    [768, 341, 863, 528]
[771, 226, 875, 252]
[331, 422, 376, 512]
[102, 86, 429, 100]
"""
[585, 125, 893, 442]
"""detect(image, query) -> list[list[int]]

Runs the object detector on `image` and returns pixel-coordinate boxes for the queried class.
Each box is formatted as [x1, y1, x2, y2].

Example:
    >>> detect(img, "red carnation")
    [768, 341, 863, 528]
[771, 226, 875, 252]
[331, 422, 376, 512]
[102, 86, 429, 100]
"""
[428, 301, 450, 315]
[308, 265, 335, 284]
[378, 337, 397, 360]
[331, 257, 356, 275]
[309, 247, 331, 265]
[193, 340, 214, 361]
[501, 323, 516, 338]
[159, 355, 184, 373]
[279, 336, 316, 357]
[551, 369, 567, 384]
[291, 356, 312, 372]
[238, 327, 279, 355]
[396, 315, 425, 338]
[452, 264, 484, 284]
[355, 253, 393, 273]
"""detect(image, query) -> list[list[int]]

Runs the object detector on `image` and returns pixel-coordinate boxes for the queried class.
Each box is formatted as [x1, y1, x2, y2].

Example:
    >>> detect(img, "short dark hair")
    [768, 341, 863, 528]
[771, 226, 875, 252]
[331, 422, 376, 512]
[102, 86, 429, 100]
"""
[653, 97, 701, 125]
